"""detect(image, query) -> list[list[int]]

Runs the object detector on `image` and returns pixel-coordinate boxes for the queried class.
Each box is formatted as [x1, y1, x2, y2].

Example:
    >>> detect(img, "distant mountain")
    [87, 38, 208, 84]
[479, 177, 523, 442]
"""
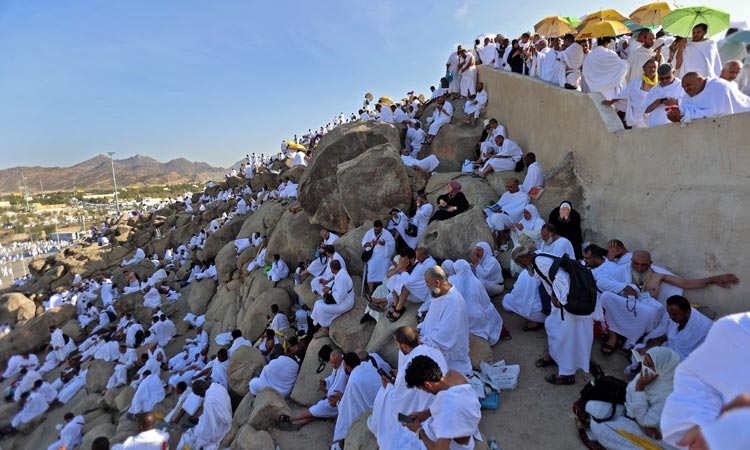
[0, 155, 227, 194]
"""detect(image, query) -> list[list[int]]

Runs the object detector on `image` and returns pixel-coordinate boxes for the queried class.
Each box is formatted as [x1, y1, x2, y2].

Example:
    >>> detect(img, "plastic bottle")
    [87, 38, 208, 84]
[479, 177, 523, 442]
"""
[489, 436, 500, 450]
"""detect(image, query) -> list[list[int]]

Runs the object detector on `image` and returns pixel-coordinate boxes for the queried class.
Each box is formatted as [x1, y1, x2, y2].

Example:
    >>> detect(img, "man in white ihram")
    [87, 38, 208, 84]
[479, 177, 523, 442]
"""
[361, 220, 396, 294]
[311, 260, 355, 339]
[418, 265, 472, 375]
[177, 382, 233, 450]
[463, 82, 487, 127]
[513, 245, 594, 385]
[583, 36, 627, 100]
[331, 352, 383, 450]
[446, 45, 463, 98]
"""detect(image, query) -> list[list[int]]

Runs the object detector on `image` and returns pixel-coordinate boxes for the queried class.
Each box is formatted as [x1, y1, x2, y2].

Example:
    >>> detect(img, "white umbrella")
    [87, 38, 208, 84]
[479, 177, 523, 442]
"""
[730, 20, 749, 30]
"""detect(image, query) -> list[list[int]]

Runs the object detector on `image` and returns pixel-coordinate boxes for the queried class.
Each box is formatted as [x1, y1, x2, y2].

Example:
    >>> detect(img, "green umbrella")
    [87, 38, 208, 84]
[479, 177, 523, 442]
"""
[661, 6, 730, 37]
[562, 16, 582, 28]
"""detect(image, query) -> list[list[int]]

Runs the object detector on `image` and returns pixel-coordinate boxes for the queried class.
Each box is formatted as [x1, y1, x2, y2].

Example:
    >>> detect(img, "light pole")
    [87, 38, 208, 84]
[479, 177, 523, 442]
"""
[106, 152, 120, 213]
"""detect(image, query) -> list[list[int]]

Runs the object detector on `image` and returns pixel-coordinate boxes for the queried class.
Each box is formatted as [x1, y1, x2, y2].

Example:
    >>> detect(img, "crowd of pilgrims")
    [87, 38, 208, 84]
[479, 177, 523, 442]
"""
[2, 22, 750, 450]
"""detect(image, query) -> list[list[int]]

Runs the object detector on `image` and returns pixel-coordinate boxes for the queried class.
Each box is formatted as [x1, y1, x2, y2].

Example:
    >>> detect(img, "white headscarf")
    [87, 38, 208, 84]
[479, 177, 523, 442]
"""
[441, 260, 456, 276]
[451, 260, 493, 310]
[627, 346, 681, 407]
[520, 204, 545, 231]
[474, 242, 504, 287]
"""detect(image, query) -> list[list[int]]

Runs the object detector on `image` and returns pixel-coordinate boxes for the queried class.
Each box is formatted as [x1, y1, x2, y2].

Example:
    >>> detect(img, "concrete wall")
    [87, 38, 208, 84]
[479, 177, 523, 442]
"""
[479, 66, 750, 315]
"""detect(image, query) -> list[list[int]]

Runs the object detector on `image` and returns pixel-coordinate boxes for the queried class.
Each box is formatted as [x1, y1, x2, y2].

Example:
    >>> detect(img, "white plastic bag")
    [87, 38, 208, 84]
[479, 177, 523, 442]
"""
[480, 361, 520, 391]
[462, 159, 475, 173]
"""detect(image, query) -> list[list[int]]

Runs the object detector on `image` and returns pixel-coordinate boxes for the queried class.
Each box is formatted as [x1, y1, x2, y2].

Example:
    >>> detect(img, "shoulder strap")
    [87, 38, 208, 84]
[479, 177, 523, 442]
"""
[532, 253, 561, 288]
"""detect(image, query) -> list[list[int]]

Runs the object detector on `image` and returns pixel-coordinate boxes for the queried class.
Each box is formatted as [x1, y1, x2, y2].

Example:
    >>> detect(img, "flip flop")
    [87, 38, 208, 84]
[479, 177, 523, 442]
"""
[545, 374, 575, 385]
[535, 357, 557, 368]
[388, 307, 406, 322]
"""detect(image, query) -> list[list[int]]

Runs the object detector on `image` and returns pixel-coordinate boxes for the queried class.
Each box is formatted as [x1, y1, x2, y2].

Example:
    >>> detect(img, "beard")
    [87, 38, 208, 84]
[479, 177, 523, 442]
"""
[631, 268, 649, 287]
[431, 287, 442, 298]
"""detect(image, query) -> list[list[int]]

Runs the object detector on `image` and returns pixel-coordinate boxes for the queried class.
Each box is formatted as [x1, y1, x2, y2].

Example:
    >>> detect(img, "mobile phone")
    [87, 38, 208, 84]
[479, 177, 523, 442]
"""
[397, 413, 415, 424]
[378, 367, 394, 381]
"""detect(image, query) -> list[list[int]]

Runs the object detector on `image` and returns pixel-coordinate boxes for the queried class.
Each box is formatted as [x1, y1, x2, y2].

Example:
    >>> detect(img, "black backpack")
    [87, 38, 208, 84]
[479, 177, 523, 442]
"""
[532, 253, 597, 320]
[577, 364, 628, 423]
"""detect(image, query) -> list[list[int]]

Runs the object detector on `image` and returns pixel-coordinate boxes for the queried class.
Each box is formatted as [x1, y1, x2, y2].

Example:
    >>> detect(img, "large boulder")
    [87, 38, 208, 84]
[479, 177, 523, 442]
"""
[226, 345, 266, 396]
[293, 278, 319, 310]
[248, 387, 292, 431]
[343, 411, 377, 450]
[85, 360, 115, 393]
[203, 284, 240, 344]
[215, 241, 238, 283]
[265, 210, 322, 268]
[330, 298, 375, 353]
[419, 207, 495, 262]
[0, 293, 36, 326]
[469, 334, 493, 370]
[365, 301, 420, 368]
[231, 425, 276, 450]
[298, 121, 402, 234]
[61, 319, 86, 345]
[0, 304, 76, 362]
[529, 152, 584, 222]
[237, 202, 287, 238]
[187, 278, 217, 315]
[237, 288, 292, 344]
[335, 143, 413, 229]
[290, 337, 334, 406]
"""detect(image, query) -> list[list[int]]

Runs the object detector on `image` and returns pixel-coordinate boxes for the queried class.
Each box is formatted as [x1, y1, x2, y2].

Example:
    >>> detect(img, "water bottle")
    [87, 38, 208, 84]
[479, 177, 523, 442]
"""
[489, 435, 500, 450]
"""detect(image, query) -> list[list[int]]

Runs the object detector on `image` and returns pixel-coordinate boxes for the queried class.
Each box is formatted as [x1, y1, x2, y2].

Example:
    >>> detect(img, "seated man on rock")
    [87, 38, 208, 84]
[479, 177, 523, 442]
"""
[120, 412, 169, 449]
[165, 380, 205, 427]
[424, 96, 453, 145]
[127, 370, 165, 419]
[310, 245, 347, 297]
[383, 247, 435, 323]
[473, 134, 523, 178]
[177, 382, 232, 450]
[267, 253, 290, 287]
[474, 118, 507, 161]
[243, 240, 267, 276]
[389, 193, 433, 251]
[399, 147, 440, 173]
[399, 355, 481, 449]
[483, 178, 529, 249]
[596, 249, 737, 355]
[249, 344, 302, 398]
[463, 81, 488, 126]
[404, 120, 427, 158]
[331, 352, 383, 450]
[638, 294, 713, 360]
[298, 230, 340, 283]
[368, 326, 448, 448]
[281, 347, 349, 429]
[310, 260, 355, 339]
[519, 152, 544, 198]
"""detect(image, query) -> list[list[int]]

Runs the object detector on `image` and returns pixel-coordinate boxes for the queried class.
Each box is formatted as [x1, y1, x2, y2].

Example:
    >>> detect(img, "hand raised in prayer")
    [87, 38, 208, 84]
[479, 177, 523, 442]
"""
[677, 425, 709, 450]
[712, 274, 739, 288]
[515, 223, 524, 231]
[636, 370, 658, 391]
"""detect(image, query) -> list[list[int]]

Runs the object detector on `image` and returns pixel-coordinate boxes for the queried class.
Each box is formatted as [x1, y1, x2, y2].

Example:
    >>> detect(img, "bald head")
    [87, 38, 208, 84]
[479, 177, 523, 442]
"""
[138, 412, 156, 431]
[681, 72, 706, 97]
[394, 326, 420, 348]
[721, 60, 742, 82]
[424, 265, 447, 284]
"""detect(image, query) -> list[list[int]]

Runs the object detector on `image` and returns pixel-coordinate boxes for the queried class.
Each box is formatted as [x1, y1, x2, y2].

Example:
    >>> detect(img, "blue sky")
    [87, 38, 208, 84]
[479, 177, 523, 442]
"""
[1, 0, 748, 169]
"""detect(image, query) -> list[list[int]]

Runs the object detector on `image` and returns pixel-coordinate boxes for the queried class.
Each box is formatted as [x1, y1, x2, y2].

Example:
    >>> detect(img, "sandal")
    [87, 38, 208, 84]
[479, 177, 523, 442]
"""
[535, 357, 557, 368]
[388, 307, 406, 322]
[277, 414, 301, 431]
[545, 374, 575, 385]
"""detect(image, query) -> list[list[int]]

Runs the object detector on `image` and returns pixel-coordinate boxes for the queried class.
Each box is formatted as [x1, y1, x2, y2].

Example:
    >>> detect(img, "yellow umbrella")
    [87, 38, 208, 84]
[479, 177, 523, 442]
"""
[579, 9, 630, 28]
[577, 20, 632, 39]
[630, 2, 673, 26]
[534, 16, 575, 37]
[285, 141, 306, 150]
[378, 96, 394, 106]
[364, 92, 374, 101]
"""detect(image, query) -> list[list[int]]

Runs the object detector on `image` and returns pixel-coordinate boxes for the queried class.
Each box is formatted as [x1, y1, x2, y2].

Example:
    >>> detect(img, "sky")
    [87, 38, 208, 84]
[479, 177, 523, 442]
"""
[1, 0, 748, 169]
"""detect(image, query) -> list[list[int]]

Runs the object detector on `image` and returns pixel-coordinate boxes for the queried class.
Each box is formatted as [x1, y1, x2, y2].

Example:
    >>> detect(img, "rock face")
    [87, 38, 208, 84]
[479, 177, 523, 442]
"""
[0, 304, 76, 362]
[0, 293, 37, 326]
[81, 423, 117, 450]
[265, 210, 321, 268]
[187, 278, 217, 315]
[336, 143, 413, 229]
[365, 301, 420, 368]
[226, 345, 266, 396]
[85, 360, 115, 393]
[298, 121, 402, 233]
[248, 387, 291, 430]
[420, 99, 483, 172]
[425, 172, 499, 209]
[330, 298, 375, 353]
[343, 411, 377, 450]
[238, 288, 292, 343]
[332, 224, 369, 278]
[231, 425, 276, 450]
[290, 337, 333, 406]
[420, 207, 495, 262]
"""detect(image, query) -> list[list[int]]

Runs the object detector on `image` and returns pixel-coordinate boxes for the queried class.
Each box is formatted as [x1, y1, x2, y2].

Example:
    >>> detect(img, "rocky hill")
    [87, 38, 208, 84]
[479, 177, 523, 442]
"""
[0, 155, 226, 194]
[0, 103, 593, 450]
